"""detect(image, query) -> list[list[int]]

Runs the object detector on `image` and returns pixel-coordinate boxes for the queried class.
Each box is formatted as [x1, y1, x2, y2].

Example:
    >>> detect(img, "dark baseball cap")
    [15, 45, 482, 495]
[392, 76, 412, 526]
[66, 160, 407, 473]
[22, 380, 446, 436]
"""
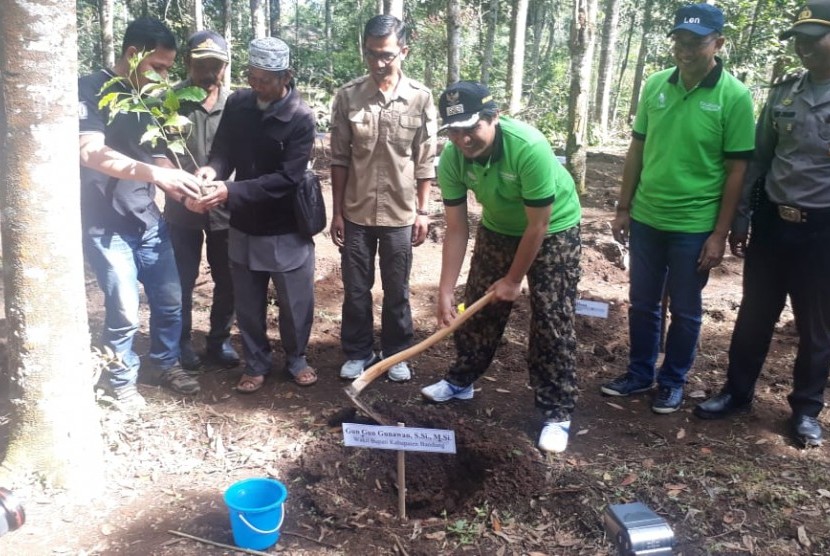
[667, 3, 724, 37]
[438, 81, 498, 130]
[780, 0, 830, 39]
[187, 30, 229, 62]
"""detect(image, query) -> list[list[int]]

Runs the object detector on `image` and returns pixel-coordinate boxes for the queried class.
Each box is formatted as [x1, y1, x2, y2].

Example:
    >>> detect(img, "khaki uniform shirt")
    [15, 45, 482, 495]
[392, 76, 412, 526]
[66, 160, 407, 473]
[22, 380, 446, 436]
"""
[330, 73, 437, 227]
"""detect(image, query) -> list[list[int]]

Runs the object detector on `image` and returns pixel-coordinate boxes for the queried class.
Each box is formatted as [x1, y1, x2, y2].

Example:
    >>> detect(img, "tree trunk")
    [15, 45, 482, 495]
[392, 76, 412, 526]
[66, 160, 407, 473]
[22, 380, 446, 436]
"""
[191, 0, 204, 33]
[99, 0, 115, 68]
[447, 0, 462, 84]
[480, 0, 498, 85]
[593, 0, 620, 141]
[222, 0, 232, 89]
[270, 0, 281, 36]
[325, 0, 333, 77]
[628, 0, 654, 122]
[527, 0, 547, 98]
[250, 0, 268, 38]
[507, 0, 529, 114]
[611, 13, 635, 125]
[384, 0, 404, 18]
[0, 0, 104, 492]
[565, 0, 597, 194]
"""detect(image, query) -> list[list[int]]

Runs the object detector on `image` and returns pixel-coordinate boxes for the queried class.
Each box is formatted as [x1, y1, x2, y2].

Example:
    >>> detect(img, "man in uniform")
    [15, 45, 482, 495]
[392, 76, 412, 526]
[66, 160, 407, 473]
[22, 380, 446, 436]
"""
[420, 82, 582, 454]
[695, 0, 830, 447]
[79, 17, 203, 408]
[198, 37, 318, 392]
[164, 30, 239, 371]
[329, 15, 437, 382]
[602, 3, 755, 414]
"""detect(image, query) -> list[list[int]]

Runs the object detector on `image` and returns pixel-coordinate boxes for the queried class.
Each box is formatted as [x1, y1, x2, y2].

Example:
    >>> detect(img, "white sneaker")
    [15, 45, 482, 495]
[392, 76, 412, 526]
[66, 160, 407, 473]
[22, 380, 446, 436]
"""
[340, 353, 379, 380]
[421, 379, 474, 402]
[538, 420, 570, 453]
[387, 361, 411, 382]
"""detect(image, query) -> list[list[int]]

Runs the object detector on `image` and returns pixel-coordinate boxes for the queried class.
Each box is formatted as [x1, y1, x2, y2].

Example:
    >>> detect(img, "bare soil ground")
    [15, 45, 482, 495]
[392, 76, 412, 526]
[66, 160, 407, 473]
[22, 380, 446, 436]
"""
[1, 148, 829, 555]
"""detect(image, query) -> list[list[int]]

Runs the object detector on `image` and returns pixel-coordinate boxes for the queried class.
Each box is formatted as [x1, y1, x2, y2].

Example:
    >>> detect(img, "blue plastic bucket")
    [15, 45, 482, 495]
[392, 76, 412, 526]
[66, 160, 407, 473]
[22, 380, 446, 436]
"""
[223, 478, 287, 550]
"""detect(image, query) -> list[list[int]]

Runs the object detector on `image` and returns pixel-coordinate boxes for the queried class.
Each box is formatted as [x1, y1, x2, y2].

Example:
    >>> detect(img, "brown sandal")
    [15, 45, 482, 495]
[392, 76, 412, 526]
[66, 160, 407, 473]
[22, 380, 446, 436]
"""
[236, 374, 265, 394]
[293, 367, 317, 387]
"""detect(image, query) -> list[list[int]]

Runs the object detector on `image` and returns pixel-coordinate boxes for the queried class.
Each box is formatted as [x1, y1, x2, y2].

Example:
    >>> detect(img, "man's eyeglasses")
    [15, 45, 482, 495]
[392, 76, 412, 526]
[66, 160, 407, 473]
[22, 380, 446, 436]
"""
[363, 49, 402, 64]
[671, 37, 717, 52]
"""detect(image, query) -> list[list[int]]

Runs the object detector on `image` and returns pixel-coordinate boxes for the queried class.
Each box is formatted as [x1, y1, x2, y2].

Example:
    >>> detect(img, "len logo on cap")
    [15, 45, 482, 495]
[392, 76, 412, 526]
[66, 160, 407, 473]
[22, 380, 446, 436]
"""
[798, 8, 813, 20]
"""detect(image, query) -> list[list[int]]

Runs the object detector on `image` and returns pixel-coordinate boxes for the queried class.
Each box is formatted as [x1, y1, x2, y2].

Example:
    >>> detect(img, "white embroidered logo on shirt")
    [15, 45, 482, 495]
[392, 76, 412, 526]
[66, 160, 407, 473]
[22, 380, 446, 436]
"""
[78, 101, 88, 120]
[699, 101, 721, 112]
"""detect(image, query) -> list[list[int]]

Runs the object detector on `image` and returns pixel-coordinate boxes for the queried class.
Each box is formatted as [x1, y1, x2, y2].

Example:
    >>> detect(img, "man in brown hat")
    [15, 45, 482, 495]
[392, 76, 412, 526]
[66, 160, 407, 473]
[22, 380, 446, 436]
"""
[165, 30, 239, 371]
[695, 0, 830, 448]
[198, 37, 318, 392]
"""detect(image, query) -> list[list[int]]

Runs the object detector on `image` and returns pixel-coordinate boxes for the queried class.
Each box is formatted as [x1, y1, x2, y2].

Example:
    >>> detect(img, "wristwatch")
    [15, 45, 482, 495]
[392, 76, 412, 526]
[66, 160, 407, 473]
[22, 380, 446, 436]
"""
[416, 208, 429, 216]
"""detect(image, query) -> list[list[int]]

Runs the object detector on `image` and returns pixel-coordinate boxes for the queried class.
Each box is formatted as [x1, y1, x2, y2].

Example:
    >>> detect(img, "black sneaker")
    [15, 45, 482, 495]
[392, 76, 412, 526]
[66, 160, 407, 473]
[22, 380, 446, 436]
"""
[652, 386, 683, 414]
[600, 374, 654, 396]
[180, 342, 202, 371]
[162, 364, 201, 395]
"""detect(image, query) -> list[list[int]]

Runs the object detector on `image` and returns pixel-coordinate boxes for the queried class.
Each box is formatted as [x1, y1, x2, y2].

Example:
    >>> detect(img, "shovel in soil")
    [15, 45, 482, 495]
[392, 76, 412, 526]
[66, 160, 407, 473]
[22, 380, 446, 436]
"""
[344, 291, 496, 424]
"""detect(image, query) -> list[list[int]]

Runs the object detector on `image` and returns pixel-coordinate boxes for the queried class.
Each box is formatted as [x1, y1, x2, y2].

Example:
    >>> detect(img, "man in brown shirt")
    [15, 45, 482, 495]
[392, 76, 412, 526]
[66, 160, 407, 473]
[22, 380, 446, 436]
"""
[330, 14, 437, 382]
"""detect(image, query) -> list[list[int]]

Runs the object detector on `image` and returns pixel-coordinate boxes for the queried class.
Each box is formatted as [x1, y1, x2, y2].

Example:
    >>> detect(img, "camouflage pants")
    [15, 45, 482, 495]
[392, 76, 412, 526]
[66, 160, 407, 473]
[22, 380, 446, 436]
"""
[446, 225, 581, 420]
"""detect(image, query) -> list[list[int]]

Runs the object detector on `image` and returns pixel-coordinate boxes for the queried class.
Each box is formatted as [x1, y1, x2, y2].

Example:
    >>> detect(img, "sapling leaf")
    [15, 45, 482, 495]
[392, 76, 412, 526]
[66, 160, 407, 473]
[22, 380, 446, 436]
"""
[175, 86, 208, 103]
[143, 69, 163, 83]
[140, 126, 163, 146]
[167, 140, 186, 155]
[164, 114, 192, 129]
[139, 82, 164, 97]
[163, 92, 180, 112]
[97, 92, 121, 110]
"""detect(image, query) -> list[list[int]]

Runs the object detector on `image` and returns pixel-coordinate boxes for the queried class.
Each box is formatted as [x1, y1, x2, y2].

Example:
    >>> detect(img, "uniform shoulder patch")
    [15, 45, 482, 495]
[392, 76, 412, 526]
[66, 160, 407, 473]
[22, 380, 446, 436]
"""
[770, 70, 805, 88]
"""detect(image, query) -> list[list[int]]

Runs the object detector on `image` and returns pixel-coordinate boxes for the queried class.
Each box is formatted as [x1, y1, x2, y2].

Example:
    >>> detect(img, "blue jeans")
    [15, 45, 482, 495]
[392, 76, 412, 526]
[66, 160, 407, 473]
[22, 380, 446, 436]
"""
[627, 219, 711, 388]
[85, 222, 182, 388]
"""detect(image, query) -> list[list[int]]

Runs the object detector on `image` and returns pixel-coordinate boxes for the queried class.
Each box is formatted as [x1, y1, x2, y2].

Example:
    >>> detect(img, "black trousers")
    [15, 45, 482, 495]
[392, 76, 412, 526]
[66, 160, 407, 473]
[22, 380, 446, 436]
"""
[726, 204, 830, 417]
[168, 224, 235, 349]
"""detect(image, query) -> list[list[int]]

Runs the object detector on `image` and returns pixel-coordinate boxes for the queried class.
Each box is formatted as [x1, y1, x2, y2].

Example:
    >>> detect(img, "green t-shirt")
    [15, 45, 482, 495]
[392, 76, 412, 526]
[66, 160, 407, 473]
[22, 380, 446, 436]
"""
[632, 61, 755, 232]
[438, 117, 581, 237]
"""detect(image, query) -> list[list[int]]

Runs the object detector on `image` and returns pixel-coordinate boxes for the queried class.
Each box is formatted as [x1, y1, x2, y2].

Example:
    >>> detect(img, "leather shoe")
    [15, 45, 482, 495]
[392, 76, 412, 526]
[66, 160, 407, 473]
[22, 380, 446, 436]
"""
[180, 341, 202, 371]
[206, 339, 240, 368]
[693, 390, 751, 420]
[790, 414, 823, 448]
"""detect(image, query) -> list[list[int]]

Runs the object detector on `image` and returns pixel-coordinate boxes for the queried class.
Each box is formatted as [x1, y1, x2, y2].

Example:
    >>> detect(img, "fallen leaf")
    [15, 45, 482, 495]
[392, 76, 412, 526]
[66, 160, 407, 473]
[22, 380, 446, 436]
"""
[688, 390, 707, 399]
[495, 388, 511, 394]
[482, 376, 497, 382]
[797, 525, 811, 548]
[606, 402, 625, 410]
[576, 428, 589, 436]
[755, 438, 768, 445]
[700, 447, 712, 454]
[603, 472, 612, 482]
[664, 483, 688, 491]
[424, 531, 446, 541]
[642, 458, 655, 468]
[676, 428, 686, 440]
[818, 489, 830, 498]
[723, 511, 735, 524]
[620, 473, 638, 486]
[742, 534, 755, 552]
[491, 513, 502, 532]
[667, 489, 683, 498]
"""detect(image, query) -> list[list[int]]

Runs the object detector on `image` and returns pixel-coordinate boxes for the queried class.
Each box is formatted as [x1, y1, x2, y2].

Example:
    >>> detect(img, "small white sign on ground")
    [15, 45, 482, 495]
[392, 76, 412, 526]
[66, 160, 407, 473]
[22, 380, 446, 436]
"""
[342, 423, 457, 454]
[576, 299, 609, 318]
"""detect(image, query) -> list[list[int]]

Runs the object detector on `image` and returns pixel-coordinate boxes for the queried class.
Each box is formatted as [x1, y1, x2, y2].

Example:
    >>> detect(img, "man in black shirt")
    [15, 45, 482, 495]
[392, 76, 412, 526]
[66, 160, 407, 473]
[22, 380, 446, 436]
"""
[79, 17, 202, 408]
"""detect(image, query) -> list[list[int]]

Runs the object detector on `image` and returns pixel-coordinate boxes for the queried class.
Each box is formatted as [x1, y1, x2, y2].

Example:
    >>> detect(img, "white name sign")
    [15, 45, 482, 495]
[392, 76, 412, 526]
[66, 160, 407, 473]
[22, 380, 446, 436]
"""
[576, 299, 609, 319]
[342, 423, 457, 454]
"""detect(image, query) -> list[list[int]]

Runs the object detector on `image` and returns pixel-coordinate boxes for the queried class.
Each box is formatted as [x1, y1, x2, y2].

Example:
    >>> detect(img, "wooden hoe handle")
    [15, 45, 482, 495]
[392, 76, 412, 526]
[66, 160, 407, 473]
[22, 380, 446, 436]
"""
[347, 291, 497, 396]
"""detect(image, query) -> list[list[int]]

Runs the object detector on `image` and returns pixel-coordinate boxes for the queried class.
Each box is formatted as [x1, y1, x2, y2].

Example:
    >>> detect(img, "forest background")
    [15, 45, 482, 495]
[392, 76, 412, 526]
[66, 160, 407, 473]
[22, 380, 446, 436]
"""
[76, 0, 804, 168]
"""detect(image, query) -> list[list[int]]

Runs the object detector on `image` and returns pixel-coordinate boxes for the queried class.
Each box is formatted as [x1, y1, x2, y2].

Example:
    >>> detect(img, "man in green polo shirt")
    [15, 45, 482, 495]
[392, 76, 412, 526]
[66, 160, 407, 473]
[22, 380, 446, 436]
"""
[602, 3, 755, 413]
[420, 81, 581, 454]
